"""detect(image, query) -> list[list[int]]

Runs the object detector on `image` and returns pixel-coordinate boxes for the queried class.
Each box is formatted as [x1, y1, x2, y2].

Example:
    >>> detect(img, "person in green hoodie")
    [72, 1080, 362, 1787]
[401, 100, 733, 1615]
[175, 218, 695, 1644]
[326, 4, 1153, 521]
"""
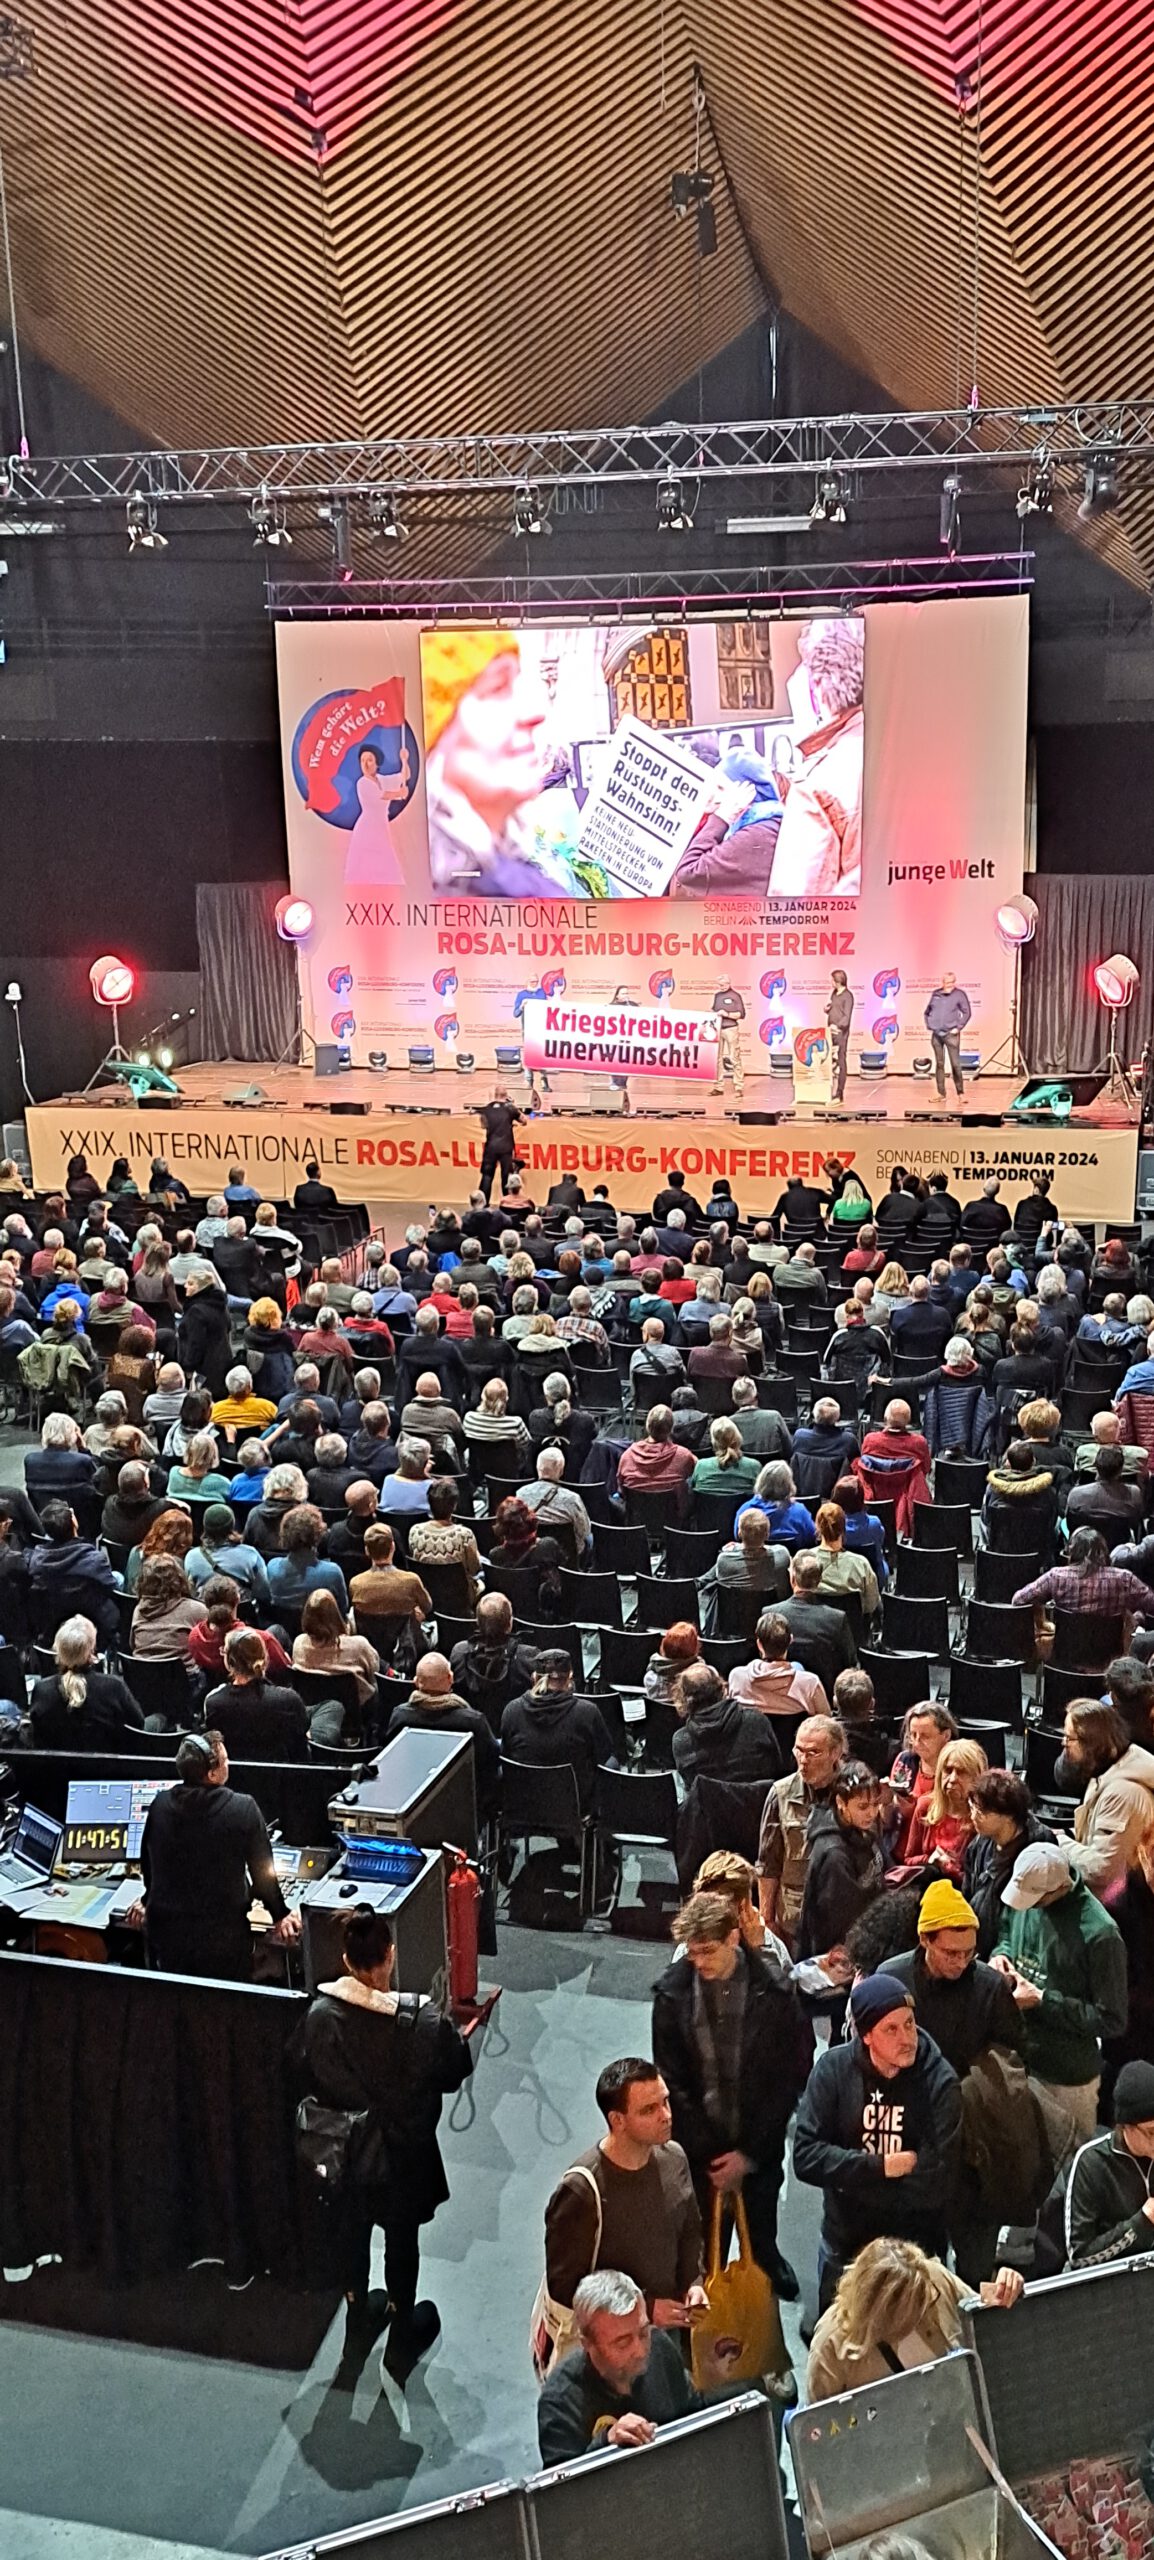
[992, 1839, 1128, 2167]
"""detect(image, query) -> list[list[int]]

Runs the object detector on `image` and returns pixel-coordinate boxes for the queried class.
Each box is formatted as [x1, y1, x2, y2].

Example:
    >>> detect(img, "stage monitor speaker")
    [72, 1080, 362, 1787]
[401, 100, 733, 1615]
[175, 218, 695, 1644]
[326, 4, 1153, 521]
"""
[314, 1044, 342, 1077]
[494, 1044, 522, 1070]
[858, 1051, 888, 1077]
[1014, 1071, 1105, 1110]
[737, 1109, 794, 1125]
[330, 1100, 370, 1114]
[456, 1053, 475, 1072]
[409, 1045, 436, 1072]
[223, 1083, 268, 1105]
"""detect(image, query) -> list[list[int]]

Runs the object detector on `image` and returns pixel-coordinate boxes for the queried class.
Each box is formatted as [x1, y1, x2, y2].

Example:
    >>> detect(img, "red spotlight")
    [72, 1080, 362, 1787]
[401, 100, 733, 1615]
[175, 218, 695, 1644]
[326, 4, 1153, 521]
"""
[89, 955, 136, 1008]
[275, 894, 315, 943]
[1092, 953, 1140, 1009]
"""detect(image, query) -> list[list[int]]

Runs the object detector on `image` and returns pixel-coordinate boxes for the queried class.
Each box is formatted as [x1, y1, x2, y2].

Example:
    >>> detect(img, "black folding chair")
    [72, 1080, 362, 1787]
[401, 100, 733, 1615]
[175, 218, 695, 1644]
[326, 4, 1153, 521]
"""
[688, 1488, 743, 1538]
[498, 1756, 592, 1914]
[1051, 1609, 1126, 1675]
[121, 1654, 197, 1730]
[972, 1547, 1042, 1605]
[596, 1626, 656, 1689]
[858, 1647, 933, 1722]
[964, 1598, 1036, 1667]
[665, 1526, 724, 1579]
[894, 1545, 959, 1606]
[634, 1574, 700, 1631]
[624, 1486, 687, 1545]
[592, 1765, 680, 1913]
[592, 1522, 652, 1578]
[289, 1664, 364, 1732]
[520, 1620, 584, 1685]
[1042, 1662, 1104, 1717]
[948, 1656, 1023, 1731]
[954, 1718, 1010, 1768]
[715, 1584, 769, 1643]
[933, 1457, 990, 1508]
[912, 1501, 973, 1561]
[881, 1592, 950, 1662]
[558, 1567, 622, 1627]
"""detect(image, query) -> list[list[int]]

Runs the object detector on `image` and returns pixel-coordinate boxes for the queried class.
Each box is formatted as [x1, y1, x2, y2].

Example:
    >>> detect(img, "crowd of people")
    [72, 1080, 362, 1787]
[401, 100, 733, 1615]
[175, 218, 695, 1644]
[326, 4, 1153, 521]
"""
[4, 1143, 1154, 2473]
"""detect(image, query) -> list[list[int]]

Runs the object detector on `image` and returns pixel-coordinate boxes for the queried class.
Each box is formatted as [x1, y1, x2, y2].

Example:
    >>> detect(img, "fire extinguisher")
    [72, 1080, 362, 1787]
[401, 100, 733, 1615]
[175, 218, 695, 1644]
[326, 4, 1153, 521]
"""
[445, 1844, 481, 2014]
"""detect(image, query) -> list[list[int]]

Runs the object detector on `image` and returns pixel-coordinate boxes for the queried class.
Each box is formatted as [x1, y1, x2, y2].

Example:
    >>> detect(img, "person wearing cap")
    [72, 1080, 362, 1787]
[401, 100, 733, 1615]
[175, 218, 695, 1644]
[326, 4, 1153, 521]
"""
[1065, 2061, 1154, 2268]
[992, 1842, 1128, 2164]
[793, 1974, 962, 2308]
[880, 1881, 1028, 2281]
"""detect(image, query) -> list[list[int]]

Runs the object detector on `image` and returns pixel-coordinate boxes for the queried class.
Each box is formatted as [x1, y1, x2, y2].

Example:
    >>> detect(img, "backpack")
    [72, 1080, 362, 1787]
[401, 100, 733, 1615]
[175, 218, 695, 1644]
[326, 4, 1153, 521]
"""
[529, 2161, 602, 2384]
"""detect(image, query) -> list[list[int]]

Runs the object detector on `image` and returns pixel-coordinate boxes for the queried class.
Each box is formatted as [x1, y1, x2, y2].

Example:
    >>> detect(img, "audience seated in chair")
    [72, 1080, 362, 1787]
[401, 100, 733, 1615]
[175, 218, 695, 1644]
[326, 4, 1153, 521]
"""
[501, 1648, 616, 1812]
[671, 1660, 784, 1787]
[385, 1651, 500, 1815]
[728, 1609, 830, 1720]
[205, 1627, 311, 1761]
[28, 1612, 145, 1751]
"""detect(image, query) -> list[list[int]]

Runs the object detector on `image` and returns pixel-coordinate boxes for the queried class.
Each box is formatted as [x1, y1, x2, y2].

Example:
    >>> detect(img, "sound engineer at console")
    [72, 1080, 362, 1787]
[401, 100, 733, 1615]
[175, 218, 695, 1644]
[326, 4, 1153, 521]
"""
[125, 1730, 302, 1979]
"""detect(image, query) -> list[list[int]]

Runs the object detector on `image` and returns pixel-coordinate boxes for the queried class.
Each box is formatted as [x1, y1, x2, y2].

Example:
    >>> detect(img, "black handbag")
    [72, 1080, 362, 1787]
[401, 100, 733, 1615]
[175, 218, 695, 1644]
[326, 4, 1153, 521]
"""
[295, 1994, 420, 2195]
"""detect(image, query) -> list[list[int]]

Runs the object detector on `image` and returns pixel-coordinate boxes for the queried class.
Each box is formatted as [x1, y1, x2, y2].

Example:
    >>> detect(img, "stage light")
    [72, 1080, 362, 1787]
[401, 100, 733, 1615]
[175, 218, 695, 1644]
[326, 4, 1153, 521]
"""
[1016, 448, 1054, 520]
[1093, 952, 1140, 1008]
[275, 894, 315, 943]
[994, 895, 1039, 949]
[89, 955, 136, 1008]
[250, 493, 292, 548]
[126, 498, 167, 553]
[158, 1046, 174, 1069]
[810, 471, 847, 526]
[1078, 446, 1120, 521]
[939, 473, 961, 552]
[366, 493, 402, 541]
[657, 476, 694, 533]
[512, 484, 548, 538]
[134, 1049, 150, 1067]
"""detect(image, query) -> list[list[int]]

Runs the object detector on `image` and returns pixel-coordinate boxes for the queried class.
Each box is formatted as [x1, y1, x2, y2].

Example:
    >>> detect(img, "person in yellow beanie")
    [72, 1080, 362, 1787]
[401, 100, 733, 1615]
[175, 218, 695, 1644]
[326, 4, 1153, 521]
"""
[420, 628, 588, 898]
[879, 1875, 1028, 2281]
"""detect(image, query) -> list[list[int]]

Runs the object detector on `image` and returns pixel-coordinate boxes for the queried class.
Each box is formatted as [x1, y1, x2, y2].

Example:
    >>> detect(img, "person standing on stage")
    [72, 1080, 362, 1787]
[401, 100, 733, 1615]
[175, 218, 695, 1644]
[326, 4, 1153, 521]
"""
[710, 979, 746, 1102]
[476, 1086, 524, 1203]
[826, 971, 854, 1103]
[924, 972, 972, 1101]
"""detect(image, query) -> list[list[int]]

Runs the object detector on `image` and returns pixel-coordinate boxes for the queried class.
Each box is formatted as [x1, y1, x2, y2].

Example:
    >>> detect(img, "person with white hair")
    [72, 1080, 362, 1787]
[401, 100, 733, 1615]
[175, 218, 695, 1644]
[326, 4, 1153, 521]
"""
[399, 1371, 465, 1455]
[790, 1398, 862, 1503]
[83, 1388, 131, 1460]
[395, 1303, 469, 1409]
[463, 1375, 532, 1464]
[555, 1284, 609, 1358]
[537, 2266, 706, 2463]
[25, 1409, 98, 1505]
[210, 1364, 277, 1435]
[245, 1461, 310, 1557]
[142, 1361, 188, 1438]
[29, 1615, 145, 1751]
[378, 1436, 434, 1522]
[773, 1236, 829, 1307]
[517, 1447, 591, 1555]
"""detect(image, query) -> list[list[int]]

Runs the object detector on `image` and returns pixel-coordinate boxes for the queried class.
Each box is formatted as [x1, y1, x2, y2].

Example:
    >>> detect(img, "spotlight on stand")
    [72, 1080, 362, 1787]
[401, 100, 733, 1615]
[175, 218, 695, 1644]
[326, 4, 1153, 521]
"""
[976, 896, 1039, 1080]
[512, 484, 549, 538]
[994, 895, 1038, 949]
[85, 953, 138, 1089]
[275, 894, 315, 943]
[939, 472, 961, 553]
[1016, 449, 1054, 520]
[657, 476, 694, 533]
[1092, 951, 1141, 1110]
[127, 498, 167, 553]
[810, 470, 848, 526]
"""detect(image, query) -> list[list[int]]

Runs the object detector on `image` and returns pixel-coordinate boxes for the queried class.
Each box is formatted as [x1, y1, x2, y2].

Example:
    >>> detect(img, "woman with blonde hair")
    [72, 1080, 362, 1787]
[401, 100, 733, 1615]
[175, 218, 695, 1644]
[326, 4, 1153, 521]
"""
[165, 1429, 232, 1503]
[462, 1375, 531, 1464]
[243, 1295, 295, 1400]
[692, 1849, 767, 1951]
[873, 1262, 910, 1322]
[806, 2235, 1022, 2402]
[905, 1737, 988, 1878]
[691, 1415, 760, 1498]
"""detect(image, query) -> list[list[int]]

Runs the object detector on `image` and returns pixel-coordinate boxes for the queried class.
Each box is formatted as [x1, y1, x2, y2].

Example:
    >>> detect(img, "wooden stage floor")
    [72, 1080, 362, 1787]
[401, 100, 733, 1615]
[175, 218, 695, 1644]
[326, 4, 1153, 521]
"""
[47, 1060, 1139, 1129]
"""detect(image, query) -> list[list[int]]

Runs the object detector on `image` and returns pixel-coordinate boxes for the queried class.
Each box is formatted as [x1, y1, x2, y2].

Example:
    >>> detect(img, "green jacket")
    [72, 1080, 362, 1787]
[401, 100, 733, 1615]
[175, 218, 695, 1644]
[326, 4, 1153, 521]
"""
[994, 1877, 1127, 2087]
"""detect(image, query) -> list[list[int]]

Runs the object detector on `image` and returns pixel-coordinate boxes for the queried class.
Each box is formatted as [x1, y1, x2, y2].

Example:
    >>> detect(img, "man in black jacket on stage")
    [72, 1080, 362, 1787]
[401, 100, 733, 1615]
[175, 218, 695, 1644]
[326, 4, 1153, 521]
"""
[652, 1890, 810, 2300]
[476, 1087, 524, 1202]
[129, 1730, 301, 1980]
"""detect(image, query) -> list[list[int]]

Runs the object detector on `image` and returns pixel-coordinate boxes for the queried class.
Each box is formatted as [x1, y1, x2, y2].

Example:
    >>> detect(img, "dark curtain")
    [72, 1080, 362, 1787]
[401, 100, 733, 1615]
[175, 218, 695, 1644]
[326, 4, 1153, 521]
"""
[196, 883, 298, 1061]
[1020, 874, 1154, 1074]
[0, 1952, 335, 2289]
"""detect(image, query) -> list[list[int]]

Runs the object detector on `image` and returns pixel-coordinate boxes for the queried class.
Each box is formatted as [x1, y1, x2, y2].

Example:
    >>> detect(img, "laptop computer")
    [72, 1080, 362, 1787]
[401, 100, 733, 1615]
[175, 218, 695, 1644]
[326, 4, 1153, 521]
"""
[0, 1801, 64, 1890]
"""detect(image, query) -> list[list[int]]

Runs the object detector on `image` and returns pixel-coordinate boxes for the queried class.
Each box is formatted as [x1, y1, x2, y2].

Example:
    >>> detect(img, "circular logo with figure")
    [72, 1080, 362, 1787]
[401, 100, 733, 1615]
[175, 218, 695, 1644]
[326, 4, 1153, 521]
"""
[873, 968, 901, 1000]
[291, 684, 420, 831]
[649, 971, 675, 999]
[760, 970, 788, 1001]
[794, 1028, 828, 1068]
[434, 1013, 460, 1043]
[432, 967, 459, 999]
[872, 1013, 900, 1044]
[327, 965, 354, 997]
[759, 1015, 787, 1046]
[330, 1011, 356, 1042]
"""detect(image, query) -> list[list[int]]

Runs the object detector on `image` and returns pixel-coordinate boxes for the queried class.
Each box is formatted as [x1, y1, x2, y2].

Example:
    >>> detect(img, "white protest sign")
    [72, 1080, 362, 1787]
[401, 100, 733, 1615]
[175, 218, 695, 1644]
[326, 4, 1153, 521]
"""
[575, 714, 710, 898]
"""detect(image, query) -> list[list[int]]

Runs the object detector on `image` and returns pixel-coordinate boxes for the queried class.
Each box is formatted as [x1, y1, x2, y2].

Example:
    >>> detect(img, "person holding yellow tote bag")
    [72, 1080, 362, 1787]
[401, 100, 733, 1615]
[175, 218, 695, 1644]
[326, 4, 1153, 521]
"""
[691, 2191, 792, 2395]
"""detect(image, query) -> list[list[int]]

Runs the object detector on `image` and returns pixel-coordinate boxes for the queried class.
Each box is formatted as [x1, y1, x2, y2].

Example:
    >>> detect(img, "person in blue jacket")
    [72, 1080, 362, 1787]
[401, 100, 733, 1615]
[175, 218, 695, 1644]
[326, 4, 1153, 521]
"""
[923, 972, 972, 1100]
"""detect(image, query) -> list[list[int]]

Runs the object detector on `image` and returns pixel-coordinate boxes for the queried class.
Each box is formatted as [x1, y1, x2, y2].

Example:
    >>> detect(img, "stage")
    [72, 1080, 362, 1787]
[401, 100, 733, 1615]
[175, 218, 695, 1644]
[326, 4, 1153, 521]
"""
[25, 1061, 1141, 1223]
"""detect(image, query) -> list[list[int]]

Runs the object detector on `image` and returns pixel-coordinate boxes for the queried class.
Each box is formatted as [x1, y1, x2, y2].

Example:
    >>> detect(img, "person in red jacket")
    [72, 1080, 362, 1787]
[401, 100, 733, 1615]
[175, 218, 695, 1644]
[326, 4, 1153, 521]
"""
[856, 1398, 932, 1537]
[617, 1406, 695, 1501]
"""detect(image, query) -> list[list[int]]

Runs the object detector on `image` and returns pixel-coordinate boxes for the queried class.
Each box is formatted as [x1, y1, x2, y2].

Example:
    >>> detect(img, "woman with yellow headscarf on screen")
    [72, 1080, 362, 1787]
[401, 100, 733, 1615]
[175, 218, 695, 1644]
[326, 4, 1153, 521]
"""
[421, 629, 594, 898]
